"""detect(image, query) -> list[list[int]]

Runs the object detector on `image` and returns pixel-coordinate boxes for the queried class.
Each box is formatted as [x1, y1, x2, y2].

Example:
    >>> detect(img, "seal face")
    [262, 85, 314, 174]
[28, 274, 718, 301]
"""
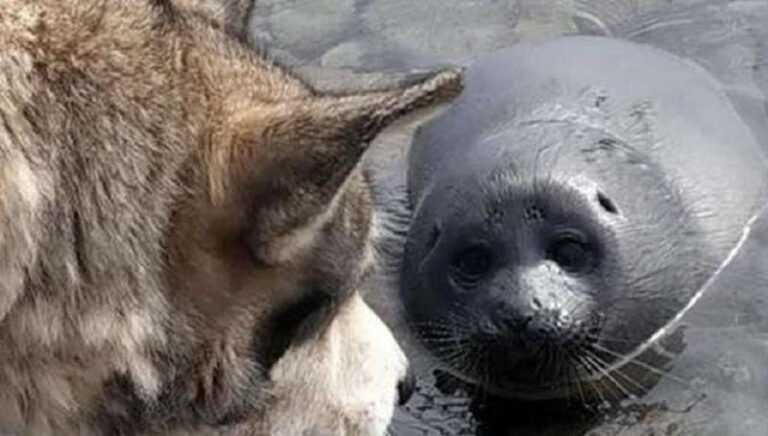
[401, 36, 768, 399]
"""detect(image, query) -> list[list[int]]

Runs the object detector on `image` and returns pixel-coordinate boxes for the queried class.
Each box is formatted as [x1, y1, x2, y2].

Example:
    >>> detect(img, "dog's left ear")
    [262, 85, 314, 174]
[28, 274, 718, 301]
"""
[170, 0, 253, 37]
[208, 69, 463, 264]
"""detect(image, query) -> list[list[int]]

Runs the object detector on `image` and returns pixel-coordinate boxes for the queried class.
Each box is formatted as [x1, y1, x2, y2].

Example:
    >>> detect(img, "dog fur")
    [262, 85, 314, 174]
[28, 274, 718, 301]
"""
[0, 0, 462, 434]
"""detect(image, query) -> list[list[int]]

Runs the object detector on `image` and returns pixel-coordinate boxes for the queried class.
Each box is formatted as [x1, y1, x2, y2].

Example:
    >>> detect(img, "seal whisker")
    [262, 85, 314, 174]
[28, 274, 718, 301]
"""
[442, 353, 470, 370]
[545, 346, 561, 385]
[593, 336, 647, 344]
[533, 345, 549, 384]
[419, 333, 473, 350]
[425, 345, 470, 364]
[558, 347, 577, 406]
[585, 354, 631, 404]
[543, 131, 572, 188]
[415, 326, 462, 336]
[563, 282, 592, 316]
[419, 325, 471, 351]
[613, 368, 651, 396]
[424, 336, 471, 355]
[435, 340, 482, 387]
[531, 138, 552, 199]
[576, 355, 610, 406]
[434, 370, 468, 395]
[420, 333, 466, 343]
[582, 351, 636, 400]
[470, 343, 491, 387]
[624, 265, 675, 287]
[590, 343, 694, 389]
[593, 356, 653, 402]
[580, 354, 622, 403]
[581, 348, 647, 395]
[413, 317, 473, 337]
[433, 348, 474, 375]
[555, 347, 571, 390]
[566, 351, 589, 404]
[563, 352, 582, 404]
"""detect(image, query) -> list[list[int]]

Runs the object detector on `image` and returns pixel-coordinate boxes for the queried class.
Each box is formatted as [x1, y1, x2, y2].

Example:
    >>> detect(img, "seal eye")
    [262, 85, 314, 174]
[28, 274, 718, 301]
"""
[547, 232, 594, 274]
[451, 245, 492, 287]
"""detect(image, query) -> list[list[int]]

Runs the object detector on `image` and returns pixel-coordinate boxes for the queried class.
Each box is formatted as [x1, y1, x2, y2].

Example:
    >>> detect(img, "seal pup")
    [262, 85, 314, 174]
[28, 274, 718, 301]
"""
[388, 36, 768, 399]
[0, 0, 462, 434]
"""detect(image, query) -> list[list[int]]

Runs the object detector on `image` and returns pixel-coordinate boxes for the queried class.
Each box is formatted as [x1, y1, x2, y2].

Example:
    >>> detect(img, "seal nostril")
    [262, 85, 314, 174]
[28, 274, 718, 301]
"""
[397, 370, 417, 406]
[532, 297, 542, 309]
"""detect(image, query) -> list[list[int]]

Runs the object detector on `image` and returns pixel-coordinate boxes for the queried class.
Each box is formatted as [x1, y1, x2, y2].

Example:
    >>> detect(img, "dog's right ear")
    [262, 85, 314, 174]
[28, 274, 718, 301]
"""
[207, 69, 463, 264]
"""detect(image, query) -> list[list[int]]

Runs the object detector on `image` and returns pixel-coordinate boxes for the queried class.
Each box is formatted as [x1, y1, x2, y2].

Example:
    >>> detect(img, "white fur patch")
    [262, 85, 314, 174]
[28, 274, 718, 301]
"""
[80, 308, 163, 397]
[0, 156, 48, 321]
[8, 157, 41, 209]
[265, 294, 407, 435]
[262, 183, 344, 265]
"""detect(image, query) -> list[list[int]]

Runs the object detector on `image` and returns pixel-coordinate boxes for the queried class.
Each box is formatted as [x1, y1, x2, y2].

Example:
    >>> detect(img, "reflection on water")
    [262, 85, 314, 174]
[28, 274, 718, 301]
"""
[391, 372, 475, 435]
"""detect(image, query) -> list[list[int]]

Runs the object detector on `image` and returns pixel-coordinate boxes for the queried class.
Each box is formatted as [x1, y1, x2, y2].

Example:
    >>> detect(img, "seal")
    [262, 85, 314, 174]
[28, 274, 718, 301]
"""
[399, 36, 768, 399]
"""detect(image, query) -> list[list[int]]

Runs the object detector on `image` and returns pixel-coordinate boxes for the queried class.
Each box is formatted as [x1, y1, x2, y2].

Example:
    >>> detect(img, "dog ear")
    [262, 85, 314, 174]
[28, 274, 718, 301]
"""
[208, 69, 463, 264]
[170, 0, 253, 37]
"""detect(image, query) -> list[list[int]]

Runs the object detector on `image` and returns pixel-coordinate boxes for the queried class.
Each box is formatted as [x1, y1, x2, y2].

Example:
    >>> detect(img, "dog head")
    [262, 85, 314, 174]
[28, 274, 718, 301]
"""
[159, 4, 463, 432]
[0, 2, 460, 433]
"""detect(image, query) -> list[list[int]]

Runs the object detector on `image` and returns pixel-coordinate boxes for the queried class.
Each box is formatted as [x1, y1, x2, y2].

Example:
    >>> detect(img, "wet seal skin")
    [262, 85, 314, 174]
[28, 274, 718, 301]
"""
[400, 36, 768, 404]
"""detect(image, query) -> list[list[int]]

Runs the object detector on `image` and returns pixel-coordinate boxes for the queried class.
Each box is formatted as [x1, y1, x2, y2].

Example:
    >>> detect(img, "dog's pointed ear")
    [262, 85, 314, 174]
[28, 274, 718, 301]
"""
[170, 0, 252, 37]
[208, 68, 463, 263]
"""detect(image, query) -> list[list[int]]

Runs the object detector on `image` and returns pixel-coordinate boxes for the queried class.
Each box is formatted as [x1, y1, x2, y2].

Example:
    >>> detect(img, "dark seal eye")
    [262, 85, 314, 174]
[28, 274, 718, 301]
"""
[451, 245, 492, 287]
[547, 232, 595, 274]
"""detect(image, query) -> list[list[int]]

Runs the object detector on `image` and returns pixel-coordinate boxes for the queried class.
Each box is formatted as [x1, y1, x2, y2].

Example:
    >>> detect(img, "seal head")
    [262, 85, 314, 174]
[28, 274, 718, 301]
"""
[401, 36, 768, 398]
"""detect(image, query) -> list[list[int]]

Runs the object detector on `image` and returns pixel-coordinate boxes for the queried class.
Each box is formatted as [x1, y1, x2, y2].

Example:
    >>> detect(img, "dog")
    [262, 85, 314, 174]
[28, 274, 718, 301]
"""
[0, 0, 462, 434]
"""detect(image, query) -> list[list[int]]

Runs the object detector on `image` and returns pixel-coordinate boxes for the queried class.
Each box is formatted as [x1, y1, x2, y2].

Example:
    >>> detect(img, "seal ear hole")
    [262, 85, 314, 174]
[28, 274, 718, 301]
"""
[594, 95, 607, 107]
[596, 191, 619, 215]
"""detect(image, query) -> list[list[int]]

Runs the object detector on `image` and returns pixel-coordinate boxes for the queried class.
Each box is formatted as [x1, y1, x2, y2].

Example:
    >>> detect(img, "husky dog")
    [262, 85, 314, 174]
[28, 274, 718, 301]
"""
[0, 0, 462, 434]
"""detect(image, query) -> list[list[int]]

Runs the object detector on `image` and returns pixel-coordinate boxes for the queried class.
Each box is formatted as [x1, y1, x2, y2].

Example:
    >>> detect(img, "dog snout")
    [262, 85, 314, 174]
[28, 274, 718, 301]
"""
[397, 367, 416, 406]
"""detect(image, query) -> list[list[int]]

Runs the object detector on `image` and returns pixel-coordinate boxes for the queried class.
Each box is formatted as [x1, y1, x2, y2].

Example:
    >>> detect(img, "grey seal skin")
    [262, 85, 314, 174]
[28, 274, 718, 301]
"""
[400, 36, 768, 399]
